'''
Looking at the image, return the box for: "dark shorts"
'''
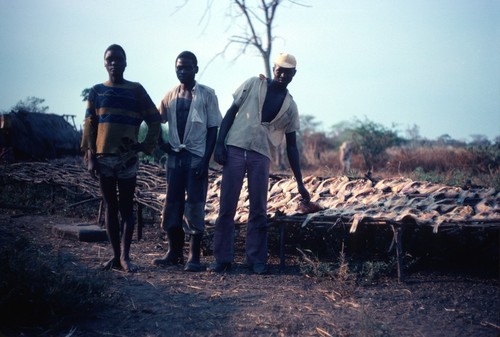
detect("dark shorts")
[97,154,138,179]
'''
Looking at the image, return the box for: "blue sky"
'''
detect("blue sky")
[1,0,499,141]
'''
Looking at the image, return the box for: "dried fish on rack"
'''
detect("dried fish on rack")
[1,160,499,235]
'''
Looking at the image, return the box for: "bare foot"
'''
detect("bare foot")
[101,257,123,271]
[121,259,138,273]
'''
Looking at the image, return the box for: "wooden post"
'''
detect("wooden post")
[279,221,287,270]
[137,203,143,241]
[390,223,404,282]
[97,200,104,227]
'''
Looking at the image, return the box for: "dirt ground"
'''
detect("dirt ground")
[0,207,499,337]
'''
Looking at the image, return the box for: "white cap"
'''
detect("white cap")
[274,53,297,68]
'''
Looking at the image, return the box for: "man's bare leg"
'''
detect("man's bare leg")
[119,177,138,273]
[100,176,123,271]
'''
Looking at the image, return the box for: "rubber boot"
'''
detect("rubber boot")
[152,227,185,266]
[184,234,204,272]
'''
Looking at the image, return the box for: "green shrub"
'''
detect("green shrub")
[351,118,405,171]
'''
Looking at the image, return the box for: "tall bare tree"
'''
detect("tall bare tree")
[229,0,279,77]
[230,1,309,77]
[187,0,308,78]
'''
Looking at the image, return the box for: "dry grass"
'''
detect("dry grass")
[386,146,499,189]
[296,240,397,299]
[298,145,499,189]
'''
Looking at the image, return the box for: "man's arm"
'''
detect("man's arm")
[213,103,239,165]
[137,85,162,154]
[285,131,311,202]
[195,126,218,179]
[81,94,99,179]
[158,126,173,154]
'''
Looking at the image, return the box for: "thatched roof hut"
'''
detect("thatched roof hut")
[0,111,81,161]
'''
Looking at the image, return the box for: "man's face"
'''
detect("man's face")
[175,57,198,85]
[104,49,126,78]
[273,66,296,88]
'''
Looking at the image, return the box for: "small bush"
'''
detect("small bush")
[297,242,397,290]
[351,118,405,171]
[356,259,397,285]
[297,248,338,279]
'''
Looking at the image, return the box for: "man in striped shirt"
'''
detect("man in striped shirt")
[81,44,161,272]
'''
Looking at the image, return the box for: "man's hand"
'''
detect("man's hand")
[214,144,227,166]
[86,150,99,179]
[297,183,311,203]
[160,142,173,154]
[194,161,208,179]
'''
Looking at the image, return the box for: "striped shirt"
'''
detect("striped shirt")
[81,80,161,155]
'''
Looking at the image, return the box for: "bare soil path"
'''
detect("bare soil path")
[0,210,498,337]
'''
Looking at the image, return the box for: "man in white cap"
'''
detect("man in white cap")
[209,53,311,274]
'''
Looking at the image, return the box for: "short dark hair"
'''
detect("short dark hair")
[176,51,197,67]
[104,44,126,59]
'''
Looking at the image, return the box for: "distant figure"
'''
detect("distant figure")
[81,44,161,272]
[339,141,352,174]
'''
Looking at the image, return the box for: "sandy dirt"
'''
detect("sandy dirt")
[0,209,498,337]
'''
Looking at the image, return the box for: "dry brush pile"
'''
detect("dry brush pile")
[1,159,499,257]
[2,159,499,229]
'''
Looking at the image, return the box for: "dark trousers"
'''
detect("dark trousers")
[213,146,270,265]
[162,150,207,235]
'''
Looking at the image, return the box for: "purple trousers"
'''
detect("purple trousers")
[213,146,270,265]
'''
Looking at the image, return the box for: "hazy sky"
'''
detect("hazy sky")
[1,0,499,141]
